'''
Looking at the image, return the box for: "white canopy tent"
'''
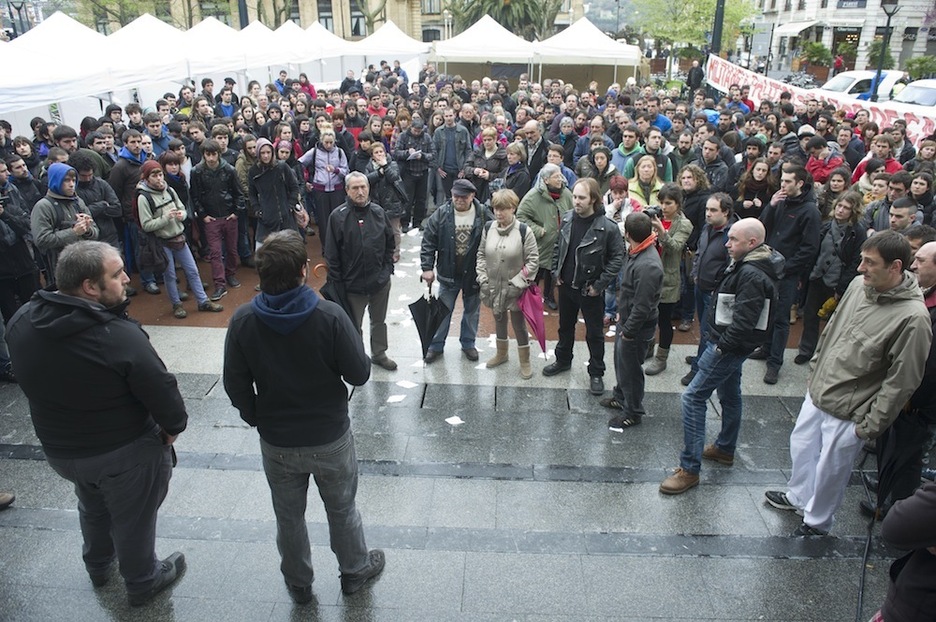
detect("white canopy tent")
[431,15,534,67]
[533,18,643,84]
[108,14,190,84]
[351,20,429,58]
[182,17,246,76]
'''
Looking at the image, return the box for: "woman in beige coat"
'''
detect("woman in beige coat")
[476,189,540,379]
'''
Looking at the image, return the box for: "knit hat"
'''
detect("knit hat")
[140,160,162,180]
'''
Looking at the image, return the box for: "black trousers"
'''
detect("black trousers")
[402,172,428,228]
[0,272,38,324]
[555,283,606,377]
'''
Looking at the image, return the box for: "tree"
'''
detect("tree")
[76,0,147,29]
[357,0,390,34]
[629,0,756,49]
[448,0,563,41]
[905,56,936,80]
[254,0,291,29]
[867,39,895,71]
[802,42,832,66]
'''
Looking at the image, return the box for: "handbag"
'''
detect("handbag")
[139,233,169,274]
[161,234,186,251]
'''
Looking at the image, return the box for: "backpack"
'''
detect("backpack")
[484,219,528,242]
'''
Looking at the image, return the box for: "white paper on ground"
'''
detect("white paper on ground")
[445,416,465,426]
[394,270,408,278]
[386,395,406,403]
[396,380,418,389]
[397,294,413,302]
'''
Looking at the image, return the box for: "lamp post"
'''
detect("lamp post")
[871,0,899,103]
[442,9,451,40]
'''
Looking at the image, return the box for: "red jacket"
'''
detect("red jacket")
[852,156,901,184]
[806,152,845,184]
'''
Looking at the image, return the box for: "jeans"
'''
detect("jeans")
[260,429,370,587]
[430,277,480,352]
[765,274,799,369]
[690,287,714,373]
[612,335,651,419]
[555,283,606,377]
[680,343,746,474]
[677,261,696,321]
[204,217,239,288]
[46,426,172,593]
[237,211,252,259]
[162,243,209,305]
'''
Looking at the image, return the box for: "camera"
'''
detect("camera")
[643,205,662,219]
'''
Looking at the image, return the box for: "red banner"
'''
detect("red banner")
[705,55,936,146]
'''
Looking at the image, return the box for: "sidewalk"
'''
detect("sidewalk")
[0,229,893,621]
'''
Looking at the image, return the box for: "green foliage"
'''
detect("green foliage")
[835,41,857,61]
[867,40,895,71]
[677,47,705,60]
[802,42,832,66]
[630,0,756,48]
[448,0,563,41]
[905,55,936,80]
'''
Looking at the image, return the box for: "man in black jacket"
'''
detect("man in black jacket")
[223,230,385,602]
[325,172,397,371]
[544,178,624,395]
[661,219,782,494]
[752,164,821,384]
[601,212,662,430]
[0,161,38,323]
[7,241,187,606]
[393,118,435,231]
[190,139,245,301]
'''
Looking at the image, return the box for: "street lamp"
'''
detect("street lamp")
[442,9,452,40]
[871,0,899,103]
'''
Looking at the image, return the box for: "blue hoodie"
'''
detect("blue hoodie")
[46,162,77,200]
[117,145,145,165]
[250,285,319,335]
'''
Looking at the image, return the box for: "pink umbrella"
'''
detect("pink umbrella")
[517,282,547,354]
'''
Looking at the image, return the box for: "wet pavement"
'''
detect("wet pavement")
[0,228,895,621]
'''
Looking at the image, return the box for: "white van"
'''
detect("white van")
[818,70,909,102]
[892,79,936,108]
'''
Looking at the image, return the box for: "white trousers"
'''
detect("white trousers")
[786,392,864,533]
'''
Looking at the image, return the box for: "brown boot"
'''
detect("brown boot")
[486,338,509,368]
[644,347,669,376]
[517,344,532,379]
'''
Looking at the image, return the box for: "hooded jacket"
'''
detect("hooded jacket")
[611,143,643,173]
[809,273,931,440]
[248,138,301,238]
[0,183,38,279]
[223,285,370,447]
[880,482,936,622]
[707,243,783,356]
[658,211,693,303]
[364,159,406,220]
[137,179,186,240]
[758,185,821,278]
[31,163,99,280]
[517,180,573,272]
[75,175,121,248]
[7,290,187,459]
[107,144,146,220]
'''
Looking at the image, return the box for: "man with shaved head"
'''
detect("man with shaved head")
[661,218,783,494]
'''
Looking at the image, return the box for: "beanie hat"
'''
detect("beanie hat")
[140,160,162,180]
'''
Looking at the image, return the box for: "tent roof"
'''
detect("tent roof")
[535,18,641,66]
[304,21,356,59]
[107,14,189,84]
[352,20,429,57]
[432,15,534,63]
[11,12,106,52]
[183,17,246,74]
[239,21,282,67]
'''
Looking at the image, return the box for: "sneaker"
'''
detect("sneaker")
[128,552,185,606]
[793,353,810,365]
[599,396,625,410]
[763,367,779,385]
[0,492,14,510]
[340,549,385,595]
[677,320,692,332]
[143,282,161,295]
[254,284,262,292]
[226,276,242,288]
[172,303,187,319]
[198,301,224,312]
[659,468,700,495]
[748,346,768,360]
[680,370,696,386]
[685,355,697,365]
[792,522,828,537]
[764,490,803,515]
[286,582,313,604]
[702,444,734,466]
[922,467,936,482]
[589,376,604,396]
[544,299,558,311]
[372,355,398,371]
[542,361,572,376]
[210,286,227,301]
[608,414,641,432]
[178,291,189,301]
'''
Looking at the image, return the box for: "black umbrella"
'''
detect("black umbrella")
[408,292,452,358]
[313,262,354,319]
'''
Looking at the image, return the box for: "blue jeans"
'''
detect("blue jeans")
[162,244,209,305]
[260,429,370,587]
[430,277,480,353]
[679,343,746,474]
[690,287,714,373]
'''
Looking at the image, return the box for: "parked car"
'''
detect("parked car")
[818,70,909,101]
[892,79,936,108]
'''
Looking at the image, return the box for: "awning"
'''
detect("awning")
[774,20,818,37]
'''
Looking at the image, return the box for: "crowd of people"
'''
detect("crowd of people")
[1,59,935,616]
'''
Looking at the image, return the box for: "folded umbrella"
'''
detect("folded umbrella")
[408,289,452,358]
[517,281,547,354]
[313,262,354,319]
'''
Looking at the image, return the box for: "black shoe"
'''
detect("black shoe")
[372,355,398,371]
[542,361,572,376]
[764,490,802,514]
[792,522,828,537]
[89,562,113,588]
[859,499,888,520]
[286,582,314,604]
[685,355,696,365]
[125,286,138,297]
[0,364,17,384]
[589,376,604,395]
[143,282,161,295]
[544,299,558,311]
[680,370,696,386]
[748,346,768,360]
[241,255,256,268]
[210,286,227,301]
[922,467,936,482]
[608,414,641,432]
[340,549,385,595]
[128,552,185,606]
[462,347,479,361]
[226,276,242,288]
[599,396,625,410]
[763,367,779,385]
[794,353,811,365]
[424,350,443,364]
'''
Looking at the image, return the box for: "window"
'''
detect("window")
[201,0,232,25]
[784,0,792,10]
[820,0,828,7]
[797,0,806,8]
[290,0,301,22]
[770,0,777,9]
[423,28,441,42]
[350,0,367,37]
[421,0,441,14]
[318,0,334,32]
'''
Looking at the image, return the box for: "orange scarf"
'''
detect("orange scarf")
[629,231,658,255]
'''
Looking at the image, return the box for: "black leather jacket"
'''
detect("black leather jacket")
[551,210,623,292]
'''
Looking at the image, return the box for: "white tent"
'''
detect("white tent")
[431,15,534,64]
[183,17,246,75]
[534,17,642,82]
[304,21,357,60]
[107,14,190,85]
[352,20,429,57]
